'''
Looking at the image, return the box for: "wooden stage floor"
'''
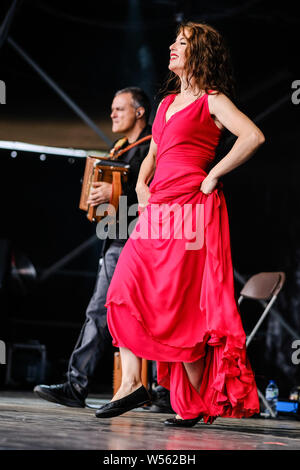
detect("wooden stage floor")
[0,391,300,451]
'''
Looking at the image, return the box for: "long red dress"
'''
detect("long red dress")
[105,92,260,422]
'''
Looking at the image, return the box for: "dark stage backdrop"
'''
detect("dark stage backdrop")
[0,0,299,396]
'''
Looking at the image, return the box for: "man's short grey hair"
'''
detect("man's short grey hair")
[114,86,151,123]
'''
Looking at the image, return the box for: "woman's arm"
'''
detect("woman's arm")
[135,98,164,206]
[135,138,157,206]
[136,137,157,187]
[200,93,265,194]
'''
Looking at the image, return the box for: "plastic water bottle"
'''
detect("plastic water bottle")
[264,380,279,417]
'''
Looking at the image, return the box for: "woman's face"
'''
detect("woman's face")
[168,29,189,75]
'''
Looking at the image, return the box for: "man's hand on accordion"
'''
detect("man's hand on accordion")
[87,182,113,207]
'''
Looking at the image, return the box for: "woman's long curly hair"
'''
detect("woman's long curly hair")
[159,21,236,101]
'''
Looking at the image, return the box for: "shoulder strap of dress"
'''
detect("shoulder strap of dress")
[161,94,175,106]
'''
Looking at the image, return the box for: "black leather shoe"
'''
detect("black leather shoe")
[33,382,86,408]
[145,403,174,413]
[164,415,203,427]
[95,385,151,418]
[143,385,173,413]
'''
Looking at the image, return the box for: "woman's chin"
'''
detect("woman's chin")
[168,62,174,70]
[168,63,181,75]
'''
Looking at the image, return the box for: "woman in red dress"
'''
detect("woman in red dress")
[96,21,265,426]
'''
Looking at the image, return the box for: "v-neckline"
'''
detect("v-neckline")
[164,93,206,125]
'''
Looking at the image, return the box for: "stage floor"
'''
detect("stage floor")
[0,391,300,451]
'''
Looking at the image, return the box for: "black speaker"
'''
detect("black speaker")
[0,239,11,289]
[5,340,47,387]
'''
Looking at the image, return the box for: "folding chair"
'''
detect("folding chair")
[238,271,286,417]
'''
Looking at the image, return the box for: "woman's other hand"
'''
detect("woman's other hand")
[199,175,219,195]
[136,182,151,207]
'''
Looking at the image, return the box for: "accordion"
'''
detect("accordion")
[79,134,151,223]
[79,155,130,223]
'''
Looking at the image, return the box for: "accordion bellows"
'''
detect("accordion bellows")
[79,155,130,223]
[79,135,151,223]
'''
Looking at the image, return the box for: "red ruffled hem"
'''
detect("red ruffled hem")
[106,299,260,421]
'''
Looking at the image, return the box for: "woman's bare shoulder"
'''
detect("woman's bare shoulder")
[207,90,230,100]
[207,91,235,113]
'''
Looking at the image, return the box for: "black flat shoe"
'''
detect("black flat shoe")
[164,415,203,427]
[95,385,151,418]
[33,383,86,408]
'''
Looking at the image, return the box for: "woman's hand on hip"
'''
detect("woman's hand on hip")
[200,175,219,195]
